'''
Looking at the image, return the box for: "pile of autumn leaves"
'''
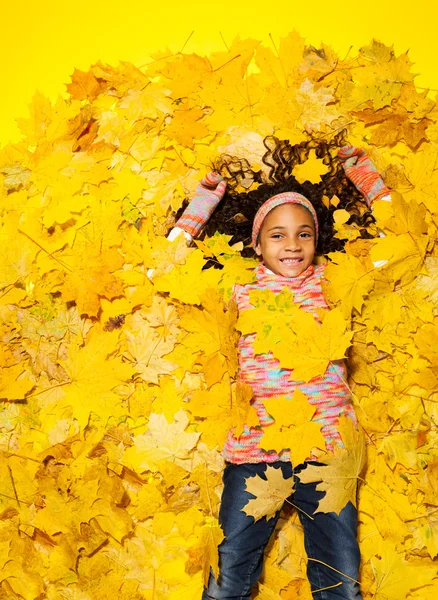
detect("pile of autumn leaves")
[0,32,437,599]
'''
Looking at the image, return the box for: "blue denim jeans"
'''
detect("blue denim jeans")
[202,461,362,600]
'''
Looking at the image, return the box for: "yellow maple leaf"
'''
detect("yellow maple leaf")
[15,91,74,146]
[333,208,350,224]
[195,231,243,259]
[416,257,438,308]
[370,232,428,287]
[166,102,210,149]
[237,287,297,356]
[295,416,366,514]
[57,329,135,427]
[124,324,177,384]
[145,295,180,340]
[242,465,295,522]
[167,572,205,600]
[232,380,259,439]
[372,191,428,236]
[129,409,200,472]
[197,519,225,586]
[323,253,375,316]
[255,30,305,88]
[119,84,172,121]
[180,288,239,382]
[154,249,222,305]
[0,456,38,513]
[238,289,352,382]
[66,67,106,100]
[0,364,34,400]
[296,80,339,132]
[292,150,329,184]
[378,431,419,470]
[61,246,125,317]
[150,376,186,423]
[274,307,353,383]
[409,518,438,560]
[259,390,326,464]
[353,40,415,110]
[370,542,436,599]
[0,215,35,290]
[188,380,258,447]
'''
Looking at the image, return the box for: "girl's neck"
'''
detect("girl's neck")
[257,261,315,282]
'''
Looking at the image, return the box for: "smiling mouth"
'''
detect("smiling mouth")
[280,258,303,264]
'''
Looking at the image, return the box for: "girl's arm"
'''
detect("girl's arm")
[338,145,390,267]
[338,145,391,206]
[147,172,227,279]
[170,172,227,240]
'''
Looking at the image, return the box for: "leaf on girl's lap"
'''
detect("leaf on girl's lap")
[242,465,295,522]
[295,416,366,515]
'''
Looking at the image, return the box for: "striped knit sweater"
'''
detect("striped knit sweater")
[222,261,358,464]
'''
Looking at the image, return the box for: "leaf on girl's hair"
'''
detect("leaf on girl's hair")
[333,208,350,224]
[292,150,329,184]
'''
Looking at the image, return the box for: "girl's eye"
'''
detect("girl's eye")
[271,234,283,239]
[300,232,312,239]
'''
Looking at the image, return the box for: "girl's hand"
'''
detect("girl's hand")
[338,145,390,207]
[174,172,227,238]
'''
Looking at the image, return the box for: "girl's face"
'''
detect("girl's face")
[255,203,316,277]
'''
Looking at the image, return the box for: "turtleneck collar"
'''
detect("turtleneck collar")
[255,262,315,285]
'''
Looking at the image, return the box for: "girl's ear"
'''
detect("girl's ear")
[255,242,262,256]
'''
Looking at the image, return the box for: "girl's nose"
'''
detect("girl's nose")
[284,238,300,251]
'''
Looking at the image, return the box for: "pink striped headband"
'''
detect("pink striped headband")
[251,192,319,248]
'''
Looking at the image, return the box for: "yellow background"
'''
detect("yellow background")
[1,0,436,146]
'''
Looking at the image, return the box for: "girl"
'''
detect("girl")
[168,136,390,600]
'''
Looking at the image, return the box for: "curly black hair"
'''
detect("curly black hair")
[199,132,375,256]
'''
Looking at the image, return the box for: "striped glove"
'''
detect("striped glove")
[338,145,390,207]
[174,172,227,238]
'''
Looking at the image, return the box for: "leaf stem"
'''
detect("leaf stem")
[212,54,242,74]
[0,491,43,509]
[284,497,314,521]
[4,452,41,463]
[204,462,214,518]
[103,552,129,570]
[179,31,194,55]
[268,33,288,88]
[405,506,438,522]
[307,557,360,584]
[18,228,72,272]
[312,581,343,593]
[219,32,229,52]
[7,465,20,509]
